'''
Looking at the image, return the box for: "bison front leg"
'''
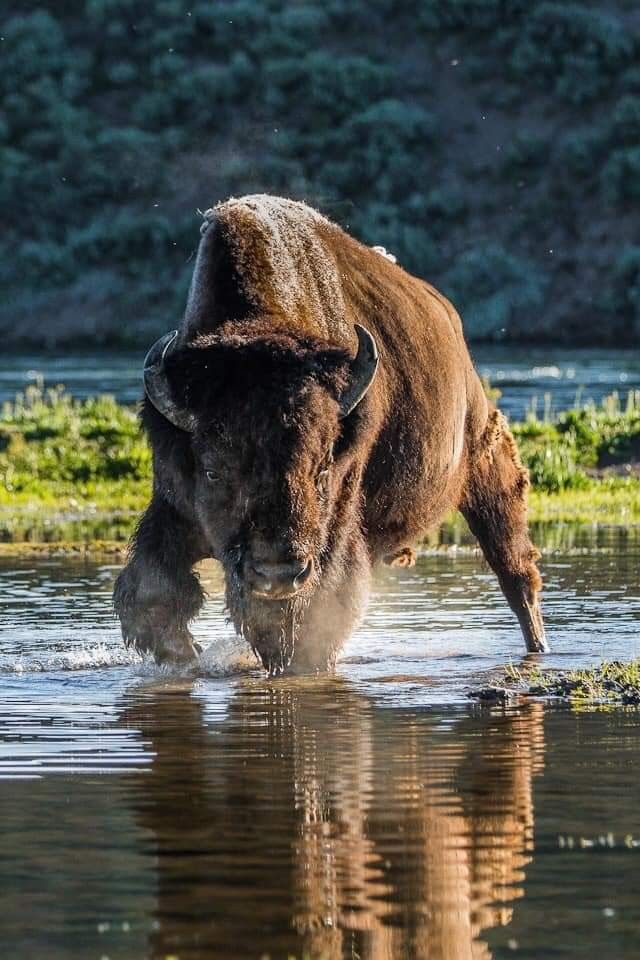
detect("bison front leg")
[114,497,207,664]
[461,411,548,654]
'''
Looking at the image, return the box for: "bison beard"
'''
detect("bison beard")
[224,544,308,676]
[114,194,547,671]
[228,587,306,677]
[223,536,371,675]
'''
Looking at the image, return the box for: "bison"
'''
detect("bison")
[114,194,547,674]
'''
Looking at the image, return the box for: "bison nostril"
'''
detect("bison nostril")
[293,556,314,589]
[249,556,314,597]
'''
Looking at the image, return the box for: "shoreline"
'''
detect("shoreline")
[2,521,638,559]
[2,484,639,556]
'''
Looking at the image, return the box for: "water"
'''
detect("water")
[1,535,639,958]
[471,345,640,419]
[2,346,639,420]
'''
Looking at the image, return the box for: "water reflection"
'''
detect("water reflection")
[1,539,639,958]
[120,681,544,960]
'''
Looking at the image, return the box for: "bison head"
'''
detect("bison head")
[142,325,378,673]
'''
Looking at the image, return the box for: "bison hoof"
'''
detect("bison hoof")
[124,624,202,665]
[155,633,202,665]
[384,546,416,568]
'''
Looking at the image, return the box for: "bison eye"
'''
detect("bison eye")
[205,470,220,483]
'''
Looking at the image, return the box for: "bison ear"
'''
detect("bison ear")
[338,324,379,418]
[143,330,197,432]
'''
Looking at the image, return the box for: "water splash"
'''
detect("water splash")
[0,643,141,674]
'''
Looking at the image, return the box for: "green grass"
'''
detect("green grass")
[1,384,639,544]
[0,383,150,542]
[529,482,640,525]
[516,389,640,525]
[513,389,640,491]
[498,660,640,706]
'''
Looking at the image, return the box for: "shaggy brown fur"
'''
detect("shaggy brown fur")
[114,194,546,672]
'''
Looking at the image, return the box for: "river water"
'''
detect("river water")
[2,346,639,420]
[1,533,639,958]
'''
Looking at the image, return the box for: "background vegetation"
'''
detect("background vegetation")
[3,1,640,347]
[1,384,638,542]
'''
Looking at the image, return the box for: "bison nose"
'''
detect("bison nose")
[249,556,314,599]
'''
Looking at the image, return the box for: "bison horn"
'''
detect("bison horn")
[338,324,379,418]
[143,330,197,432]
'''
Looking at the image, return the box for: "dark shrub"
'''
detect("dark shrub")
[443,246,549,339]
[506,4,633,103]
[602,247,640,339]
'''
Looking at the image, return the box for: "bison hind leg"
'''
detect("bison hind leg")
[383,546,417,568]
[461,411,548,653]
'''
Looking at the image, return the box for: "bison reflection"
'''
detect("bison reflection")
[121,684,544,960]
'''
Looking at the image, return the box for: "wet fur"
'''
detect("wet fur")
[114,195,546,670]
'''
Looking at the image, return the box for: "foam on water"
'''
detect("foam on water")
[0,642,142,674]
[197,633,257,676]
[0,638,257,679]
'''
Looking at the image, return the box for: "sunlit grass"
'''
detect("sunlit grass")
[501,660,640,706]
[513,388,640,492]
[528,480,640,524]
[0,382,150,541]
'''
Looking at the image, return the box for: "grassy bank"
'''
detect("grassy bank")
[471,660,640,707]
[514,390,640,525]
[1,385,639,546]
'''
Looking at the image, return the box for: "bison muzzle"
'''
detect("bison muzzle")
[114,194,547,674]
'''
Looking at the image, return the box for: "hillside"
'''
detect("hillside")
[3,0,640,347]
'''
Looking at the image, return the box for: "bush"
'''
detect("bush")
[522,443,590,492]
[351,202,441,276]
[559,127,607,177]
[443,246,549,339]
[609,94,640,145]
[602,147,640,204]
[506,4,633,103]
[312,100,435,197]
[2,0,640,346]
[264,52,392,120]
[502,132,549,178]
[602,247,640,339]
[417,0,529,31]
[513,392,640,491]
[422,186,468,222]
[1,11,69,85]
[0,386,150,490]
